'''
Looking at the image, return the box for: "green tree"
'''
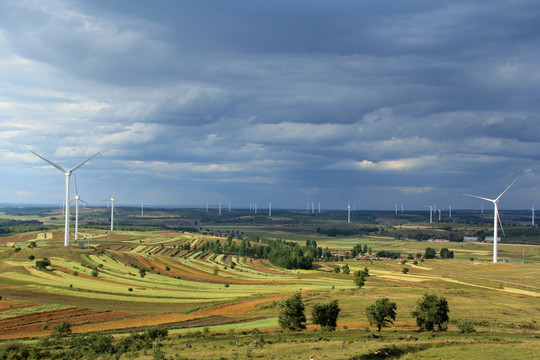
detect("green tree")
[277,293,306,330]
[51,321,72,337]
[139,268,146,278]
[411,293,450,331]
[342,264,350,275]
[353,269,366,289]
[365,298,397,332]
[311,300,340,330]
[424,247,436,259]
[440,248,454,259]
[35,258,51,270]
[91,269,99,277]
[333,265,340,273]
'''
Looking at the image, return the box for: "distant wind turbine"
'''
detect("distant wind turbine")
[531,205,535,226]
[71,174,89,242]
[347,202,351,223]
[463,177,518,263]
[269,202,272,217]
[32,150,100,246]
[449,205,452,219]
[426,205,433,223]
[103,190,117,231]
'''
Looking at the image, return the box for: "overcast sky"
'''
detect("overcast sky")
[1,0,539,211]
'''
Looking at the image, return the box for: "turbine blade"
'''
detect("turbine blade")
[70,152,101,172]
[31,151,66,173]
[463,194,495,203]
[74,173,79,195]
[495,176,519,201]
[497,210,506,237]
[79,198,91,206]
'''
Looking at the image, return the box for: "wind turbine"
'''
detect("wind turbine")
[71,174,90,242]
[269,202,272,217]
[104,190,117,231]
[463,177,518,263]
[31,150,100,246]
[449,205,452,219]
[531,205,535,226]
[426,205,433,223]
[347,202,351,223]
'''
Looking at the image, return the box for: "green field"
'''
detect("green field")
[0,208,538,359]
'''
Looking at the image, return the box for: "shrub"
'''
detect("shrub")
[457,319,476,334]
[91,269,98,277]
[402,267,409,274]
[51,321,72,337]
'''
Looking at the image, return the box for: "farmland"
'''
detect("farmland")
[0,207,539,359]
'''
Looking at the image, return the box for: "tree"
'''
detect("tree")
[424,247,436,259]
[440,248,454,259]
[353,269,366,289]
[365,298,397,332]
[411,293,450,331]
[35,258,51,270]
[51,321,72,336]
[342,264,350,275]
[277,293,306,330]
[333,265,340,273]
[311,300,340,330]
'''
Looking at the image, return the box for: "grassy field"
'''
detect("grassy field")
[0,218,539,358]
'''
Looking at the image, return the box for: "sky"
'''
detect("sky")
[1,0,540,211]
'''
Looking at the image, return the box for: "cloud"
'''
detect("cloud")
[355,156,438,172]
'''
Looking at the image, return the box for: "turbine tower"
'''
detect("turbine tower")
[463,177,518,263]
[269,202,272,217]
[31,151,100,246]
[531,205,535,226]
[347,202,351,223]
[426,205,433,223]
[449,205,452,219]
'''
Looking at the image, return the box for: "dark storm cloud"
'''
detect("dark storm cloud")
[1,0,539,208]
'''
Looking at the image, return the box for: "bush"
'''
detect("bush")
[51,321,72,337]
[91,269,98,277]
[402,267,409,274]
[457,319,476,334]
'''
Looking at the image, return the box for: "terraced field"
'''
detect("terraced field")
[0,227,538,353]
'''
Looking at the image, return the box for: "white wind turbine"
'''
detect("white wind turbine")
[104,190,117,231]
[347,202,351,223]
[32,151,100,246]
[463,177,518,263]
[531,205,535,226]
[426,205,433,223]
[71,174,90,242]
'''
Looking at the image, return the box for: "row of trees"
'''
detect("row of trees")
[278,293,450,333]
[424,247,455,259]
[200,238,317,269]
